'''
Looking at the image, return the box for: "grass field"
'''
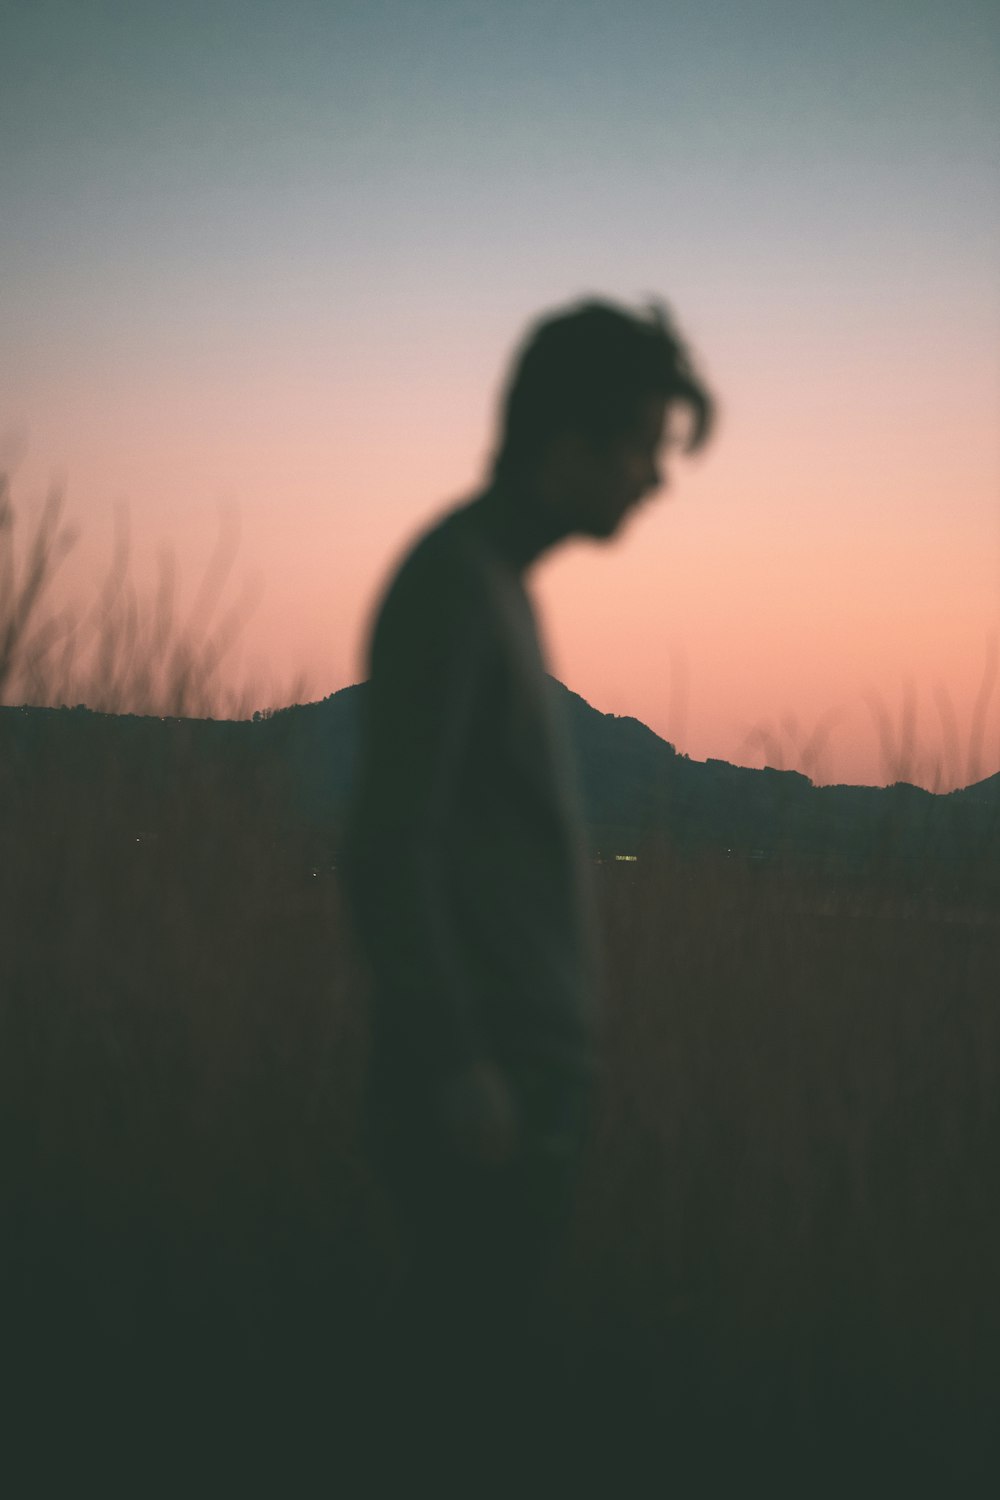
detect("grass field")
[2,482,998,1490]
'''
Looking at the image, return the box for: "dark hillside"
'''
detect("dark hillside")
[5,679,996,903]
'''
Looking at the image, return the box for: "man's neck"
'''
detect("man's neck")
[468,476,572,573]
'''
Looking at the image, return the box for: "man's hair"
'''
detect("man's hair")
[490,295,714,483]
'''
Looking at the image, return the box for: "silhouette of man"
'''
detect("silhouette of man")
[341,296,713,1473]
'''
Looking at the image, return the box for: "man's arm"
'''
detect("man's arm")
[345,548,495,1082]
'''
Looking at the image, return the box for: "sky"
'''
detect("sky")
[3,0,998,789]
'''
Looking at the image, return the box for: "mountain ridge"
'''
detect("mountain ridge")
[2,679,997,892]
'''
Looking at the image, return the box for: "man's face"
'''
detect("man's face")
[567,395,670,540]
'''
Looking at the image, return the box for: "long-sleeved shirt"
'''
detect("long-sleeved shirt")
[341,485,602,1090]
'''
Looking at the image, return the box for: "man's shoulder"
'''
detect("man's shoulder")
[400,497,486,572]
[379,499,491,614]
[368,498,495,659]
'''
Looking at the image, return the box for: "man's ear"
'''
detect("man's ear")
[546,429,593,476]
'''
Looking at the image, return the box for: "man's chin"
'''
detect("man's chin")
[576,507,633,542]
[605,509,634,539]
[585,512,629,541]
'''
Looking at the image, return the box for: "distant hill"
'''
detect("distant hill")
[2,681,998,893]
[260,676,989,888]
[948,770,1000,803]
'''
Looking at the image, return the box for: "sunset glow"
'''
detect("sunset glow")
[3,0,998,789]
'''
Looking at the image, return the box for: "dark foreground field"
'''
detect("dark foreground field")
[2,744,997,1493]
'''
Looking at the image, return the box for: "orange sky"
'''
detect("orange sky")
[10,303,998,791]
[4,1,998,790]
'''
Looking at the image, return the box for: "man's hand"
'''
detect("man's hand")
[435,1059,521,1166]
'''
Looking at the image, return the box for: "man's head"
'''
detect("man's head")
[489,297,714,539]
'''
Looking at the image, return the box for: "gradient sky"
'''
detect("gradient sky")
[3,0,998,788]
